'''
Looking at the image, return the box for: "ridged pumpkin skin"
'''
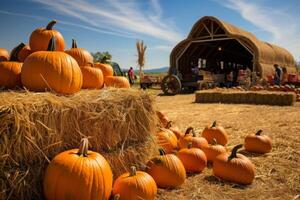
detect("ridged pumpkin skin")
[202,141,227,162]
[177,146,207,173]
[213,144,255,185]
[43,138,113,200]
[112,166,157,200]
[65,39,93,66]
[166,121,184,139]
[105,76,130,88]
[202,121,228,146]
[94,62,114,77]
[81,65,104,89]
[156,111,169,128]
[179,127,208,150]
[244,130,272,153]
[0,48,9,61]
[156,129,178,153]
[11,43,32,62]
[0,61,22,88]
[21,37,82,94]
[29,20,65,52]
[146,150,186,188]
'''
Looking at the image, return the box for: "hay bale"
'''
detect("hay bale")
[0,89,158,200]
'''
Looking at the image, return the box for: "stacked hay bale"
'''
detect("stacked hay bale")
[0,89,158,199]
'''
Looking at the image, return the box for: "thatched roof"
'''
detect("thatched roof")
[170,16,297,77]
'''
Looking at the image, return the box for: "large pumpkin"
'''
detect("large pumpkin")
[156,129,178,153]
[10,43,32,62]
[202,138,227,162]
[202,121,228,146]
[146,149,186,188]
[29,20,65,52]
[94,62,114,77]
[0,48,9,61]
[65,39,93,66]
[21,37,82,94]
[178,127,208,150]
[105,76,130,88]
[43,138,113,200]
[81,64,104,89]
[244,130,272,153]
[213,144,255,185]
[112,166,157,200]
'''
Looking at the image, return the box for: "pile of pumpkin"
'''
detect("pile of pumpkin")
[251,85,300,101]
[0,20,130,95]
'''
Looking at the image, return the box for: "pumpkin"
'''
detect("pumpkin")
[10,43,32,62]
[112,166,157,200]
[156,129,178,153]
[146,149,186,188]
[202,138,227,162]
[177,143,207,173]
[43,138,113,200]
[0,48,9,61]
[0,44,23,88]
[178,127,208,150]
[65,39,93,66]
[29,20,65,52]
[244,130,272,153]
[81,64,104,89]
[94,62,114,77]
[156,111,169,128]
[105,76,130,88]
[213,144,255,185]
[21,37,82,94]
[166,121,184,139]
[202,121,228,146]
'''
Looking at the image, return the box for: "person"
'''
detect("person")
[191,62,199,81]
[281,67,288,85]
[128,67,135,85]
[273,64,282,86]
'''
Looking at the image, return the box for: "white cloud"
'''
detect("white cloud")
[218,0,300,61]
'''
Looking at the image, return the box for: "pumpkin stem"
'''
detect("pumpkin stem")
[72,39,78,48]
[10,43,25,61]
[255,130,263,136]
[159,148,166,155]
[46,20,57,30]
[113,194,120,200]
[228,144,243,161]
[187,142,193,149]
[47,37,56,51]
[166,121,173,129]
[211,121,217,128]
[212,138,218,145]
[77,138,89,157]
[129,166,136,176]
[185,127,194,136]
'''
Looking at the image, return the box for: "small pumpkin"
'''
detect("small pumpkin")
[202,138,227,162]
[65,39,93,66]
[21,37,82,94]
[105,76,130,88]
[213,144,255,185]
[43,138,113,200]
[177,143,207,173]
[202,121,228,146]
[178,127,208,150]
[156,111,169,128]
[0,48,9,61]
[146,149,186,188]
[10,43,32,62]
[94,62,114,77]
[166,121,184,139]
[244,130,272,153]
[156,128,178,154]
[112,166,157,200]
[81,64,104,89]
[29,20,65,52]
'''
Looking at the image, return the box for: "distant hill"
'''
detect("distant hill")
[123,66,169,74]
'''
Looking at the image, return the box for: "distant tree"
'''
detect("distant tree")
[91,51,112,63]
[136,40,147,87]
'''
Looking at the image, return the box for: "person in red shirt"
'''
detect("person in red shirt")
[128,67,135,85]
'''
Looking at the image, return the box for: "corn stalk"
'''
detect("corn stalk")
[136,40,147,85]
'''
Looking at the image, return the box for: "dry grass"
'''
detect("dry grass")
[155,93,300,200]
[0,88,158,200]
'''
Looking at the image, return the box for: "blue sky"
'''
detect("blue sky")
[1,0,300,69]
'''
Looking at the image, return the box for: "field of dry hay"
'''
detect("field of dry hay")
[155,93,300,200]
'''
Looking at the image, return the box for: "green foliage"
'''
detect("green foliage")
[91,51,112,63]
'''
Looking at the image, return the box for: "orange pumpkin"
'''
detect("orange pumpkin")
[156,129,178,153]
[10,43,32,62]
[29,20,65,52]
[105,76,130,88]
[112,166,157,200]
[81,64,104,89]
[177,143,207,173]
[202,121,228,146]
[146,149,186,188]
[94,62,114,77]
[244,130,272,153]
[202,138,227,162]
[156,111,169,128]
[213,144,255,185]
[21,37,82,94]
[166,121,184,139]
[0,48,9,61]
[65,39,93,66]
[178,127,208,150]
[43,138,113,200]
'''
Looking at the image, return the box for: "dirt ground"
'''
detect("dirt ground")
[153,91,300,200]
